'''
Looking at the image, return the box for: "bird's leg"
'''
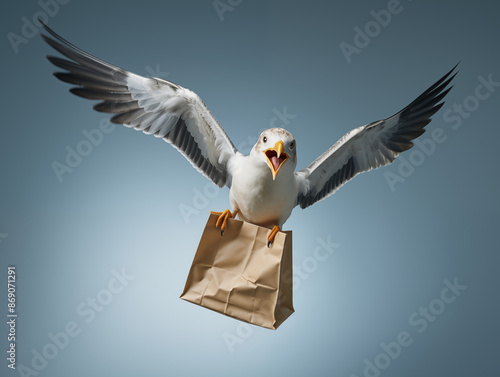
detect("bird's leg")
[210,209,236,236]
[267,225,281,248]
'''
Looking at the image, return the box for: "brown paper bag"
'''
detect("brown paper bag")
[180,213,294,330]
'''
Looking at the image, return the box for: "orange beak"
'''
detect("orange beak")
[264,140,288,180]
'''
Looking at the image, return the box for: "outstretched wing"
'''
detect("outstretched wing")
[295,64,458,209]
[41,23,238,188]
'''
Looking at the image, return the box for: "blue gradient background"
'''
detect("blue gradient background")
[1,1,499,376]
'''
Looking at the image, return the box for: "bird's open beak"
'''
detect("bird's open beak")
[264,140,288,180]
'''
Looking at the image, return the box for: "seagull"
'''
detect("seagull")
[40,23,457,246]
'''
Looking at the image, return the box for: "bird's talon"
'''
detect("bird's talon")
[267,225,280,247]
[211,209,233,237]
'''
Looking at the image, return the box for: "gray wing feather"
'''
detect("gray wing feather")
[296,64,458,209]
[41,23,238,188]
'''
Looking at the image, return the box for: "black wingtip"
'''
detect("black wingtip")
[445,61,461,77]
[38,17,54,35]
[40,33,51,44]
[441,62,460,87]
[38,19,52,43]
[429,63,460,95]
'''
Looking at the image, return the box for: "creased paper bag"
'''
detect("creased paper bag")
[180,213,294,330]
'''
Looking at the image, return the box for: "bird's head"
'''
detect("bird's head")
[251,128,297,180]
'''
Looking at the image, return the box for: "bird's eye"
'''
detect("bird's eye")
[290,141,295,149]
[263,136,267,143]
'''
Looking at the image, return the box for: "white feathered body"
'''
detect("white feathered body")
[228,153,299,228]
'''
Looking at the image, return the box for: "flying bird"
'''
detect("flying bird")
[40,23,457,246]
